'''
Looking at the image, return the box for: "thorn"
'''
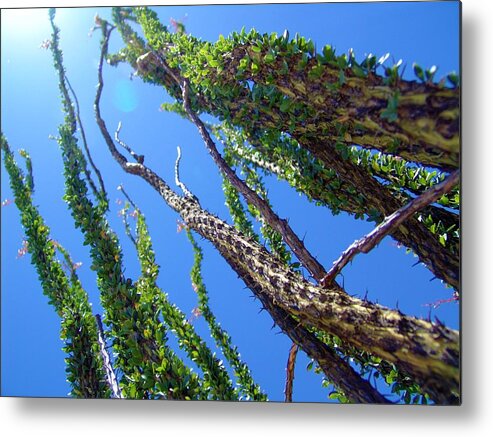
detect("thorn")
[434,315,444,326]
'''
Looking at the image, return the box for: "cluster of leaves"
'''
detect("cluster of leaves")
[211,121,368,217]
[1,136,109,398]
[186,229,268,401]
[119,194,264,400]
[113,6,458,170]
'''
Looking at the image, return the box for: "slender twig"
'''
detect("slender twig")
[321,170,460,287]
[95,314,123,399]
[65,75,107,202]
[117,185,138,247]
[118,184,139,212]
[284,343,299,402]
[94,22,131,172]
[122,211,137,248]
[50,11,106,202]
[174,146,197,200]
[115,121,145,164]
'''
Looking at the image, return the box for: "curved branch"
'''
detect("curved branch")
[66,76,107,201]
[321,170,460,286]
[174,146,198,200]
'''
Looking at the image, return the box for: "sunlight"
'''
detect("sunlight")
[113,79,139,113]
[1,8,52,44]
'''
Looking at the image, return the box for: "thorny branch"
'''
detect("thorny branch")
[118,184,139,212]
[151,51,328,283]
[117,184,138,247]
[321,170,460,287]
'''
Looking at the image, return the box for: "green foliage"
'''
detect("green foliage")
[1,135,109,398]
[210,121,459,262]
[121,199,243,400]
[212,122,367,217]
[186,230,268,401]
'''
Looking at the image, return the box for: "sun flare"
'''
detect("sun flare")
[1,8,52,43]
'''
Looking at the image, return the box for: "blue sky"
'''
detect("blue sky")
[1,2,459,401]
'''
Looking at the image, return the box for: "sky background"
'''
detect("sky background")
[1,1,459,402]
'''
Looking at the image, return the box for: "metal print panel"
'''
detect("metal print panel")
[1,1,460,404]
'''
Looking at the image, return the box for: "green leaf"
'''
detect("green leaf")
[425,65,438,82]
[413,63,425,82]
[279,97,292,113]
[338,70,346,85]
[447,72,459,87]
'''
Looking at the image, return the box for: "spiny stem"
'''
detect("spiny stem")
[321,170,460,287]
